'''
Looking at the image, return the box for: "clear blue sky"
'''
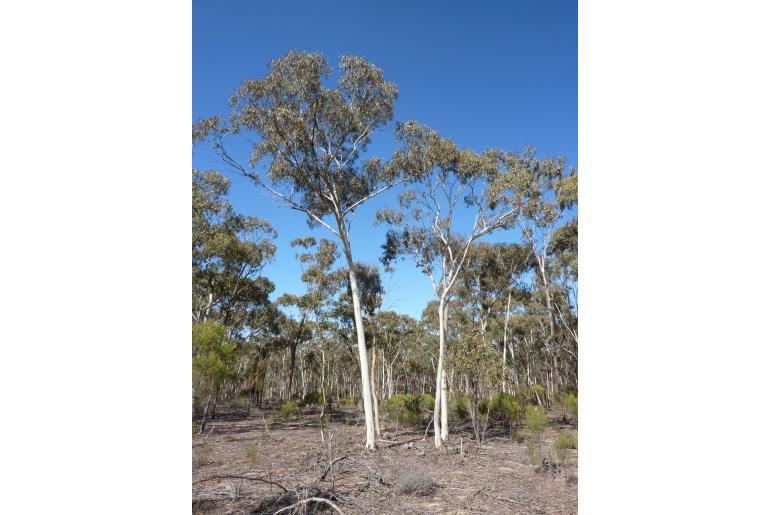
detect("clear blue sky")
[192,0,576,319]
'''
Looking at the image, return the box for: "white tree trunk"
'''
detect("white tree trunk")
[433,294,448,447]
[370,334,381,437]
[341,239,377,450]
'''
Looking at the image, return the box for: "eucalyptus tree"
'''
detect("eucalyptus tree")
[193,51,403,449]
[379,122,526,447]
[492,149,578,391]
[192,169,277,334]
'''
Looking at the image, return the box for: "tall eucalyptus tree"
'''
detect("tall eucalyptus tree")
[193,51,403,448]
[379,122,526,447]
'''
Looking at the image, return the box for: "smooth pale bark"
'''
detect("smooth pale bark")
[440,367,448,441]
[433,295,452,446]
[433,294,447,447]
[339,230,377,450]
[370,336,381,437]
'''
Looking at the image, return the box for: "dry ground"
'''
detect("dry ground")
[193,406,577,514]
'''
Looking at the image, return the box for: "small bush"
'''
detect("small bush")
[418,393,435,413]
[554,433,578,450]
[279,401,298,420]
[554,433,577,466]
[525,439,537,465]
[490,392,523,424]
[528,384,546,404]
[303,391,323,405]
[245,443,258,465]
[450,393,473,422]
[339,396,357,408]
[562,392,578,420]
[525,405,548,436]
[387,394,421,426]
[396,468,435,496]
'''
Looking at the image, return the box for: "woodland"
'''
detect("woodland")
[192,51,578,514]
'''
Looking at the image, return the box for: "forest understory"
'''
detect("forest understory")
[192,404,577,514]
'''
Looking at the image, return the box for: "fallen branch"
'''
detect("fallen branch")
[385,436,423,449]
[422,416,434,440]
[194,475,288,492]
[272,497,344,515]
[319,455,350,481]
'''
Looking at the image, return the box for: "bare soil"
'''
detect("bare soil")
[192,406,577,514]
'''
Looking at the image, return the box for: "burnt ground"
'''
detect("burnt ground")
[192,405,577,514]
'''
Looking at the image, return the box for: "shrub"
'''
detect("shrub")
[490,392,523,425]
[386,394,421,425]
[245,443,258,465]
[528,384,546,404]
[396,468,435,496]
[303,391,323,405]
[450,393,473,422]
[554,433,577,466]
[339,396,357,408]
[525,439,538,465]
[562,392,578,420]
[554,433,578,450]
[279,401,298,420]
[525,405,548,436]
[418,393,435,413]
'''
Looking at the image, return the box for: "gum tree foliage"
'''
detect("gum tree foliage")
[378,122,526,447]
[193,51,403,449]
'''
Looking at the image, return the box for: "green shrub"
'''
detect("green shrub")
[554,433,578,450]
[418,394,435,413]
[450,393,473,422]
[279,401,298,420]
[528,384,546,404]
[303,391,323,405]
[525,439,537,464]
[554,433,577,466]
[245,443,258,465]
[525,405,548,435]
[562,392,578,419]
[339,396,357,408]
[386,394,421,425]
[490,392,523,424]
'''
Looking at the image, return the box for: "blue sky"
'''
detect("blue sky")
[192,0,576,319]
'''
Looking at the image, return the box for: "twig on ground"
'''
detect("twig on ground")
[386,437,423,448]
[320,455,349,481]
[423,416,434,440]
[194,475,288,492]
[272,497,344,515]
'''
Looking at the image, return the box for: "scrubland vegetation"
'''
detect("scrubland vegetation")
[192,51,577,514]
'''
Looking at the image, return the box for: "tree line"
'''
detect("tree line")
[192,51,577,449]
